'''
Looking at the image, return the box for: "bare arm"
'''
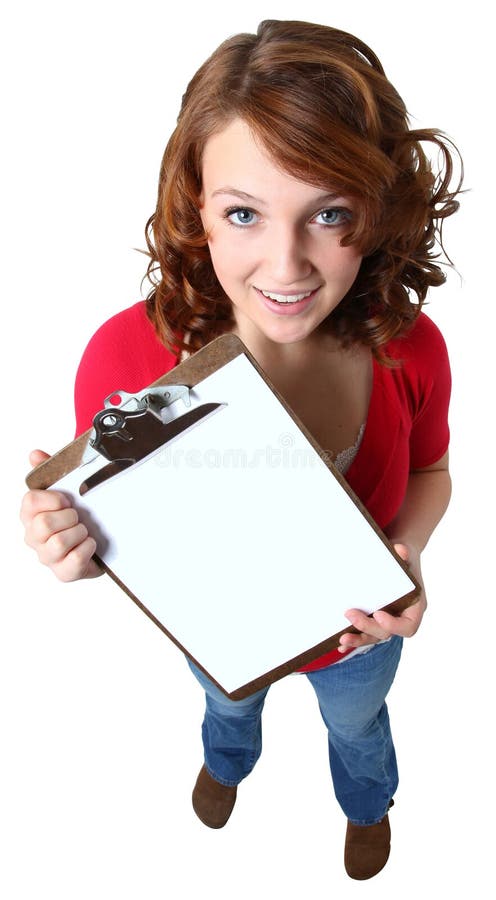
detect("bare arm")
[383,450,451,552]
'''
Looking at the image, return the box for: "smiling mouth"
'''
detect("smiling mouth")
[258,288,317,304]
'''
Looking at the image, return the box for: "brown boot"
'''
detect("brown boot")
[344,801,393,880]
[192,765,237,829]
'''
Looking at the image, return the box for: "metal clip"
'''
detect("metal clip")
[80,397,227,494]
[82,385,192,464]
[101,384,191,415]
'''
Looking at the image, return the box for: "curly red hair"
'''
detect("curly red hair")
[144,20,462,360]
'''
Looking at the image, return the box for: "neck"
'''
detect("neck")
[231,319,342,374]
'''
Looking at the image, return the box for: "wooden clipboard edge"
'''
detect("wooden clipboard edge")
[26,331,420,696]
[234,338,421,614]
[93,555,232,697]
[228,586,420,700]
[101,546,419,700]
[25,333,246,490]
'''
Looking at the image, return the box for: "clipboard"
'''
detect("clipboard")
[26,333,420,699]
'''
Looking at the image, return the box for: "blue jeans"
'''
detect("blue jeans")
[187,635,403,826]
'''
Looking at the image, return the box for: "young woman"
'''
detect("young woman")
[21,20,461,880]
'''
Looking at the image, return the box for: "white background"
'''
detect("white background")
[1,1,493,897]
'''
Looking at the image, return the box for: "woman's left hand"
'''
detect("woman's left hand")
[338,542,427,652]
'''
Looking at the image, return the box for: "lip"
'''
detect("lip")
[254,287,320,316]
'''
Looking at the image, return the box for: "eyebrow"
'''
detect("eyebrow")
[210,187,343,205]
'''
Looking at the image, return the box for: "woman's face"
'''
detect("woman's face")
[199,118,363,349]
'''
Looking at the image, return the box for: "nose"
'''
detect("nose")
[264,223,313,285]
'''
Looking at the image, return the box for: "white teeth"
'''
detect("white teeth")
[260,289,313,303]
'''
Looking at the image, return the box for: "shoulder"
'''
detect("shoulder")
[386,312,451,403]
[79,300,169,356]
[383,313,451,459]
[387,311,449,367]
[74,301,179,435]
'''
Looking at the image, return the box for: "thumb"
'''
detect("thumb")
[393,542,410,563]
[29,449,51,467]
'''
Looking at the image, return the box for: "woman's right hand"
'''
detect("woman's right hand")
[21,449,103,582]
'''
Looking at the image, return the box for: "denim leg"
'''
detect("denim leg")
[306,636,403,825]
[186,658,270,787]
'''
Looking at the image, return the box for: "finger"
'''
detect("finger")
[50,535,99,583]
[26,507,81,549]
[373,603,424,638]
[392,542,410,562]
[29,449,51,467]
[20,490,72,527]
[338,631,381,652]
[343,609,391,642]
[36,522,90,565]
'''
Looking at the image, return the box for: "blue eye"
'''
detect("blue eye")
[225,207,258,227]
[314,208,351,226]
